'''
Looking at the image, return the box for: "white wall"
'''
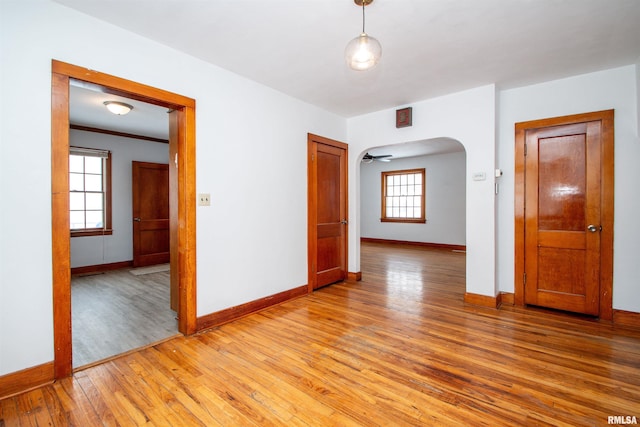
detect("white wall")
[69,130,169,268]
[636,60,640,136]
[0,1,345,376]
[497,65,640,312]
[360,152,466,245]
[348,85,497,300]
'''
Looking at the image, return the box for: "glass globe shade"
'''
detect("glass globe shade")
[104,101,133,115]
[345,33,382,71]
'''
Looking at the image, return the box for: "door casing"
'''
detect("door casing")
[514,110,614,320]
[51,60,197,378]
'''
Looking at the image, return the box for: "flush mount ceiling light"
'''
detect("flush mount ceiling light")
[345,0,382,71]
[103,101,133,115]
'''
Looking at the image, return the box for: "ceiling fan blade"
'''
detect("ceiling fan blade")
[362,152,392,162]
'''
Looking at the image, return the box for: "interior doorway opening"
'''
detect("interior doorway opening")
[357,137,467,289]
[68,88,176,367]
[51,60,197,378]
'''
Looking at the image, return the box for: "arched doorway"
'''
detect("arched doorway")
[357,137,467,288]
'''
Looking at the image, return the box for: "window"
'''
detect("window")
[381,168,426,223]
[69,147,112,237]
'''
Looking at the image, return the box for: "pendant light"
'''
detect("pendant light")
[345,0,382,71]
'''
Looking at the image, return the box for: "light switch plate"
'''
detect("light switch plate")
[472,172,486,181]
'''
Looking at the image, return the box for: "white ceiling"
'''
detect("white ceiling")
[70,82,170,141]
[58,0,640,157]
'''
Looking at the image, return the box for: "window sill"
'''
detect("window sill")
[71,229,113,238]
[380,218,426,224]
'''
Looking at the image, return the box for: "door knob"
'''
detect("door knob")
[341,219,348,225]
[587,224,599,233]
[133,217,142,222]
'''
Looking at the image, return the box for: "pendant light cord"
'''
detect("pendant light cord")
[362,2,366,33]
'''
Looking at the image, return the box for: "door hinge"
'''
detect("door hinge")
[311,154,315,161]
[523,272,526,285]
[524,143,527,156]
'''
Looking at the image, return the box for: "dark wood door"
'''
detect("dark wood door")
[308,134,348,290]
[132,161,170,267]
[523,121,604,315]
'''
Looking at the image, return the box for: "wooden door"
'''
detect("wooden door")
[515,110,614,317]
[132,161,170,267]
[308,134,348,290]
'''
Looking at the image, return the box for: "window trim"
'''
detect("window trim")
[380,168,426,224]
[69,147,113,237]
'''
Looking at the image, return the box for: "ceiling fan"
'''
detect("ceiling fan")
[362,152,392,163]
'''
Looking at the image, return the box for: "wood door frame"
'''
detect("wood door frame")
[307,133,349,292]
[514,110,614,320]
[51,60,197,378]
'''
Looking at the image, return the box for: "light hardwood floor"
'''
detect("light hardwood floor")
[1,242,639,425]
[72,267,178,367]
